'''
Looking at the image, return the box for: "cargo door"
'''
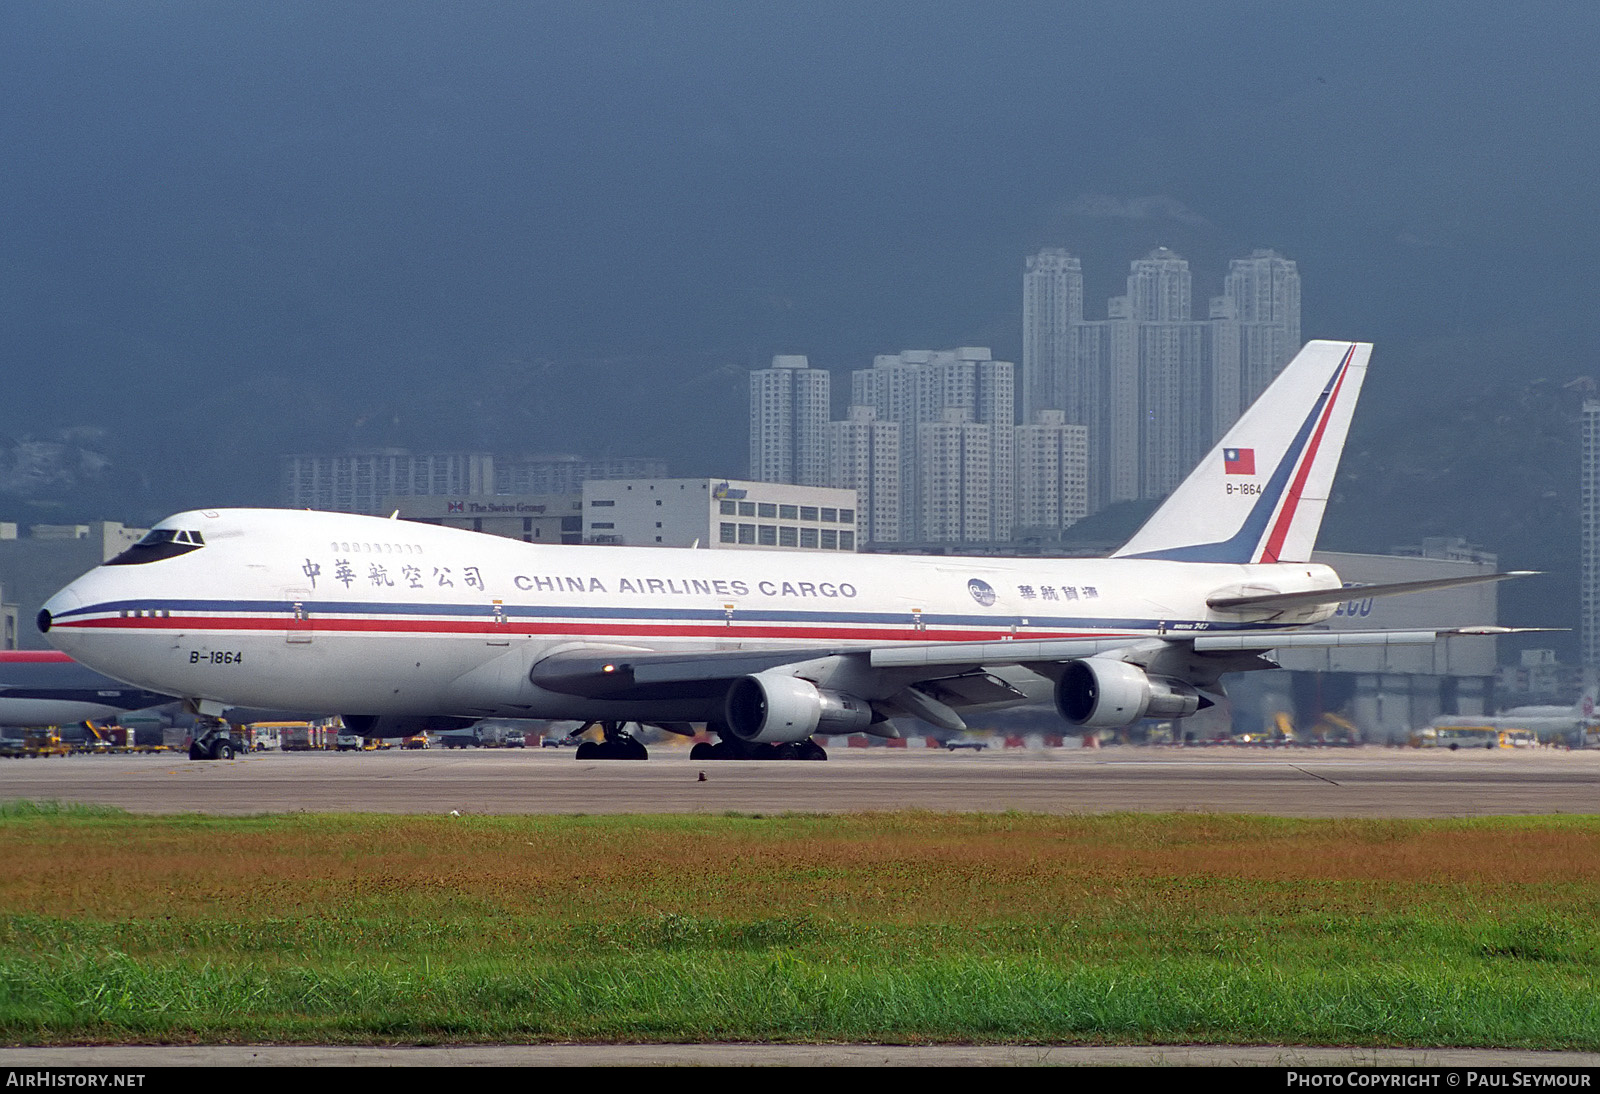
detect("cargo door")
[283,587,314,644]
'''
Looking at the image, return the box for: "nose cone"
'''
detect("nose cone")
[38,584,84,651]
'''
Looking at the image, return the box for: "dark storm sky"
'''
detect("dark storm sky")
[4,1,1599,516]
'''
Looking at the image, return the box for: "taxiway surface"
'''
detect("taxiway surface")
[3,745,1596,817]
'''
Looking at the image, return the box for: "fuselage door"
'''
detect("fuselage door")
[283,587,314,644]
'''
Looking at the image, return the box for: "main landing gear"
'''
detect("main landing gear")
[566,721,828,760]
[689,723,827,761]
[572,721,649,760]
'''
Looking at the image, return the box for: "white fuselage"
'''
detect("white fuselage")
[42,509,1341,721]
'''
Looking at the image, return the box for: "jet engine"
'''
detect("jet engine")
[1054,658,1201,728]
[722,673,874,744]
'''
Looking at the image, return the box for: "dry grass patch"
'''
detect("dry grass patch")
[1,809,1596,1045]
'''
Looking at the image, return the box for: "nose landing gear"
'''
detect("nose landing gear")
[187,719,242,761]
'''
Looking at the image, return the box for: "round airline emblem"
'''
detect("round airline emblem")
[967,578,996,606]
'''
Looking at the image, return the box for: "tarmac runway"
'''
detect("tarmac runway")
[3,743,1597,817]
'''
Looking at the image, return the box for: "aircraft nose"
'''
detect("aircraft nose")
[37,585,83,640]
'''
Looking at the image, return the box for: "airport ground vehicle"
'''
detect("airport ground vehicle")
[0,729,71,758]
[1410,726,1536,750]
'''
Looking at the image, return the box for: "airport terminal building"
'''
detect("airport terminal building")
[582,478,860,552]
[388,478,862,553]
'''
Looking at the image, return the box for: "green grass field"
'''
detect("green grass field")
[1,802,1596,1047]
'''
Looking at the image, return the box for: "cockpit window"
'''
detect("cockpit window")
[105,528,206,566]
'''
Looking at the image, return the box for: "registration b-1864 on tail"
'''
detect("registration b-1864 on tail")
[39,341,1530,760]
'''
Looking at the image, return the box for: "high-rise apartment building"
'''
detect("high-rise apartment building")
[1123,249,1213,499]
[1014,410,1089,533]
[1211,249,1301,435]
[749,355,831,487]
[827,406,901,545]
[918,408,997,543]
[1023,246,1301,513]
[1021,248,1083,422]
[850,348,1015,542]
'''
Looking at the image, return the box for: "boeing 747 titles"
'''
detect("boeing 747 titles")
[39,341,1534,760]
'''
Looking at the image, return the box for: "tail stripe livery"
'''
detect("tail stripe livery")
[1113,341,1368,565]
[1257,343,1357,563]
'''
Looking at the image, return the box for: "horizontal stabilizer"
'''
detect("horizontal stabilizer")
[1207,571,1538,613]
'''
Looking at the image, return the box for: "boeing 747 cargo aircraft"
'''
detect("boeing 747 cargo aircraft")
[38,341,1530,760]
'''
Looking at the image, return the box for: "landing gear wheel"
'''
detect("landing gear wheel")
[188,742,204,761]
[703,736,769,760]
[703,731,827,760]
[211,738,236,761]
[690,741,715,760]
[795,738,828,761]
[573,722,649,760]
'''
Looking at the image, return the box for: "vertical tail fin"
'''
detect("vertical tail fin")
[1113,340,1370,563]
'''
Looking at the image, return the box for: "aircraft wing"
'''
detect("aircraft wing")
[529,645,862,697]
[525,628,1544,735]
[528,626,1543,701]
[530,636,1152,696]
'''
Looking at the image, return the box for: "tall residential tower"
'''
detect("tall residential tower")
[1211,249,1301,435]
[1023,246,1302,513]
[749,355,831,487]
[1021,248,1083,422]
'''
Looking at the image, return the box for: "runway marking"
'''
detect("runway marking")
[1288,763,1341,785]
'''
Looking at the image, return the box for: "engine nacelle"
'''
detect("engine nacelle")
[342,714,478,738]
[723,673,874,744]
[1054,659,1201,728]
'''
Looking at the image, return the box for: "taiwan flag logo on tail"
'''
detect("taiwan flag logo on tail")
[1224,448,1255,476]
